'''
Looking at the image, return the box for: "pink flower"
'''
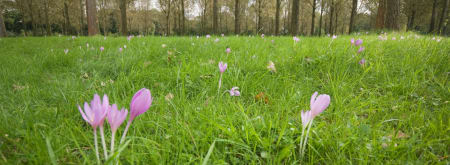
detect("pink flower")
[64,49,69,54]
[119,48,123,52]
[300,92,330,127]
[107,104,128,133]
[221,34,224,37]
[267,61,276,72]
[359,58,366,66]
[130,88,153,121]
[219,61,227,73]
[271,40,274,44]
[358,46,365,53]
[351,38,355,45]
[86,43,89,48]
[392,37,396,40]
[215,38,219,42]
[228,87,241,96]
[78,94,110,129]
[355,39,363,46]
[226,48,231,54]
[332,35,337,39]
[261,34,265,38]
[100,47,104,52]
[293,36,300,43]
[72,36,76,40]
[206,34,211,38]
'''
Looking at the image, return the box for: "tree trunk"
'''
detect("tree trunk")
[213,0,218,34]
[348,0,357,34]
[329,0,334,35]
[0,4,6,37]
[429,0,438,33]
[86,0,98,36]
[290,0,300,35]
[334,5,338,34]
[385,0,399,30]
[79,0,83,35]
[181,0,185,34]
[310,0,316,35]
[102,0,107,35]
[235,0,240,34]
[375,0,386,29]
[407,9,416,31]
[28,0,37,36]
[119,0,127,35]
[438,0,449,33]
[64,1,71,35]
[438,0,449,34]
[275,0,280,35]
[167,0,171,35]
[318,0,324,36]
[257,0,262,33]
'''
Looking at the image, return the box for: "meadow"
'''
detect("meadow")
[0,33,448,164]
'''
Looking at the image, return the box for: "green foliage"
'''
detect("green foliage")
[0,34,448,164]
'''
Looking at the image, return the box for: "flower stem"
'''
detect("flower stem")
[110,131,116,157]
[119,121,132,145]
[301,119,314,157]
[218,73,223,94]
[93,128,100,165]
[100,126,108,159]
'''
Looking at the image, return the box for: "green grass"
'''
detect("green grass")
[0,33,448,164]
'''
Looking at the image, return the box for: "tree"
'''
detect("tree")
[275,0,280,35]
[64,0,71,35]
[348,0,357,34]
[235,0,240,34]
[119,0,127,35]
[318,0,324,36]
[438,0,449,34]
[79,0,83,35]
[310,0,316,35]
[86,0,98,35]
[0,1,7,37]
[213,0,218,34]
[375,0,386,29]
[180,0,185,34]
[329,0,334,35]
[290,0,300,35]
[385,0,400,30]
[429,0,438,33]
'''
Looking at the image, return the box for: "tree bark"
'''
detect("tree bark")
[64,1,71,35]
[275,0,280,35]
[257,0,263,33]
[334,4,338,34]
[0,4,6,37]
[348,0,357,34]
[428,0,438,33]
[79,0,83,35]
[28,0,37,36]
[181,0,185,34]
[167,0,171,35]
[310,0,316,35]
[407,9,416,31]
[318,0,324,36]
[86,0,98,36]
[375,0,386,29]
[235,0,240,34]
[385,0,399,30]
[290,0,300,35]
[438,0,449,34]
[213,0,218,34]
[329,0,334,35]
[119,0,127,35]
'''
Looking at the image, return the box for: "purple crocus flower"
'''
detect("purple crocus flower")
[219,62,227,73]
[78,94,110,163]
[221,34,225,37]
[359,58,366,66]
[228,87,241,96]
[358,46,365,53]
[355,39,363,46]
[300,92,331,127]
[100,47,104,52]
[226,48,231,54]
[332,35,337,39]
[107,104,128,155]
[293,36,300,43]
[261,34,265,38]
[129,88,153,121]
[119,47,123,52]
[206,34,211,38]
[351,38,355,45]
[78,94,109,129]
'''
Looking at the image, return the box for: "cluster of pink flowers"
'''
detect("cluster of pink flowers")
[78,88,152,164]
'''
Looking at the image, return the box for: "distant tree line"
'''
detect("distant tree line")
[0,0,448,37]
